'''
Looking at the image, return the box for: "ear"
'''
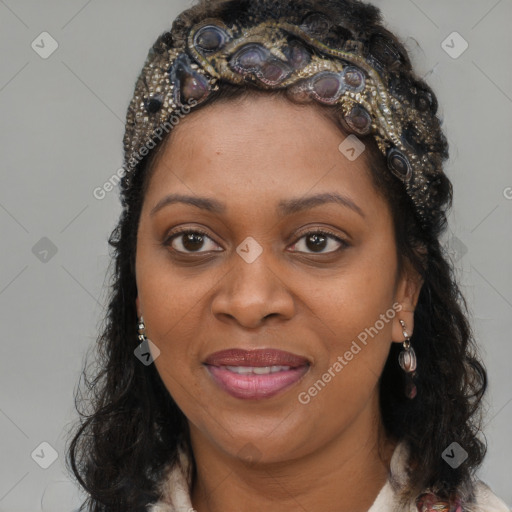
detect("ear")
[391,259,424,343]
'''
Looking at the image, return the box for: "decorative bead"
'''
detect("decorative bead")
[159,32,174,50]
[229,43,291,85]
[181,71,210,101]
[414,93,431,112]
[230,44,268,73]
[310,72,343,103]
[344,104,372,134]
[169,54,210,105]
[387,148,412,181]
[342,66,365,92]
[283,40,311,70]
[144,95,163,114]
[194,24,229,53]
[399,346,417,372]
[258,60,291,85]
[413,88,438,114]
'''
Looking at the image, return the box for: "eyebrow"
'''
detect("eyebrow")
[150,192,365,218]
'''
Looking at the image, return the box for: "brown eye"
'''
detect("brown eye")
[164,229,222,254]
[289,230,349,254]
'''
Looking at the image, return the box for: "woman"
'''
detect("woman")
[66,0,510,511]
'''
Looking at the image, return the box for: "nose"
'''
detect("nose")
[210,249,295,329]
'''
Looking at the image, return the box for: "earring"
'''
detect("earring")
[135,315,161,365]
[398,319,417,399]
[137,315,147,344]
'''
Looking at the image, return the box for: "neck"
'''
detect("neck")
[189,393,397,512]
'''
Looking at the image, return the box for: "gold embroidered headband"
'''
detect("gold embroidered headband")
[122,3,448,230]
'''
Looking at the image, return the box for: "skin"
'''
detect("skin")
[135,94,423,512]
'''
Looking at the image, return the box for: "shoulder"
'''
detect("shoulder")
[469,480,510,512]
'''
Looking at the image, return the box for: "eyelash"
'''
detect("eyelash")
[162,227,350,255]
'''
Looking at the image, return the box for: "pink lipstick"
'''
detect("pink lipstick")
[203,348,310,399]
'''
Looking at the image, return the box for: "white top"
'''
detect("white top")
[147,441,510,512]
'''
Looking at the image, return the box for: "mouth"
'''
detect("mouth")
[203,348,311,400]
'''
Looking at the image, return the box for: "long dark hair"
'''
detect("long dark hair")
[65,1,488,510]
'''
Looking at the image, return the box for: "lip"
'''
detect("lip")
[203,348,311,400]
[203,348,310,367]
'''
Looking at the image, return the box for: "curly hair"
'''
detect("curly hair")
[65,1,488,510]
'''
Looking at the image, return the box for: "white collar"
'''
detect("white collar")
[146,441,510,512]
[148,441,412,511]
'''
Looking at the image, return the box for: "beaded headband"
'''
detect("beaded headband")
[122,5,447,230]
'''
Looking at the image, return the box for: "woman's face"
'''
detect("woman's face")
[135,94,422,463]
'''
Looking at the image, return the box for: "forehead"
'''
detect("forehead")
[144,94,388,220]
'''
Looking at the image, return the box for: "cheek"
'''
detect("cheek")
[305,240,397,345]
[298,284,395,420]
[139,271,209,359]
[298,242,398,406]
[135,234,214,340]
[135,246,222,403]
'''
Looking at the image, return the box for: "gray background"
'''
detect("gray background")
[0,0,511,510]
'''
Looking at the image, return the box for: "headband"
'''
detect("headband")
[122,4,447,230]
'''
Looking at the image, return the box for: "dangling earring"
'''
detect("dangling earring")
[398,319,417,399]
[137,315,147,344]
[135,315,160,365]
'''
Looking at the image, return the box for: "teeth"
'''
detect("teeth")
[224,365,291,375]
